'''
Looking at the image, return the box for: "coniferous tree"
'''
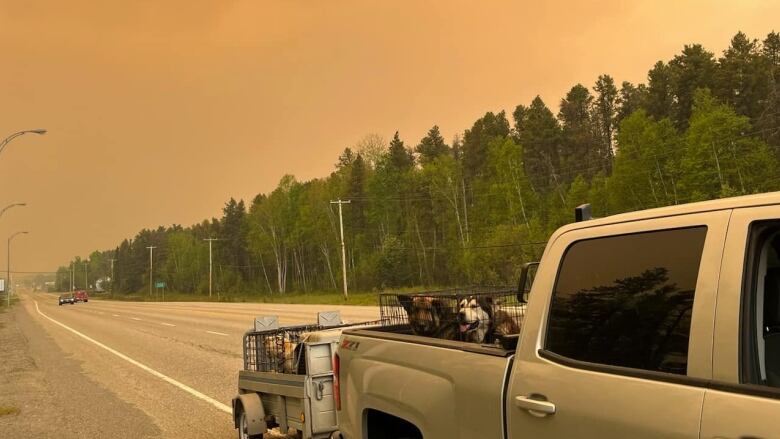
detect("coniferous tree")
[461,111,510,181]
[387,131,414,171]
[593,74,619,172]
[715,32,769,121]
[415,126,449,165]
[514,96,563,193]
[646,61,674,120]
[758,31,780,152]
[616,81,649,128]
[669,44,717,129]
[559,84,601,179]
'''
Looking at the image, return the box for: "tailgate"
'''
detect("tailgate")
[337,331,511,439]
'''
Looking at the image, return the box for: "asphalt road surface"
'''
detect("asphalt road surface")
[3,292,378,438]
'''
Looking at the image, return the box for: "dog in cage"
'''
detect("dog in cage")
[457,295,522,344]
[397,295,459,340]
[262,332,301,373]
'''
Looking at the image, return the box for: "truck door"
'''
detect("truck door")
[701,206,780,439]
[507,212,729,439]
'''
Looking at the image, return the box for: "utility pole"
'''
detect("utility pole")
[84,260,88,290]
[70,262,74,292]
[146,246,156,297]
[203,238,219,299]
[109,258,116,293]
[329,199,351,300]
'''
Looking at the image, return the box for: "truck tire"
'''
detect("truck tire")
[237,410,263,439]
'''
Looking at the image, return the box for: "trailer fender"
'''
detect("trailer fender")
[233,393,267,436]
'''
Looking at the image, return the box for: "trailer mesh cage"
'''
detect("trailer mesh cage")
[379,287,527,347]
[243,321,381,374]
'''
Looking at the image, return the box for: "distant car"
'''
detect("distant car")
[74,290,89,303]
[58,294,76,306]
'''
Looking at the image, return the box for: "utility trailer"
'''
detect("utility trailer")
[232,312,378,439]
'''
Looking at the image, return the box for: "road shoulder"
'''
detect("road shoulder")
[0,300,161,438]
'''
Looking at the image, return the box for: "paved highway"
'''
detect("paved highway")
[8,292,378,438]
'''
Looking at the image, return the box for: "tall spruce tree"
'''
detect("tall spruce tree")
[415,125,449,165]
[593,74,619,172]
[715,32,768,120]
[647,61,674,120]
[461,111,510,181]
[669,44,717,129]
[559,84,601,179]
[514,96,563,193]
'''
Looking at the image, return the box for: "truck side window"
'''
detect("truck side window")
[546,227,708,375]
[741,222,780,388]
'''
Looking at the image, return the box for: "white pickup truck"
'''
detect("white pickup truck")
[334,192,780,439]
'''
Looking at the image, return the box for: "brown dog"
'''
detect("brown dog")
[263,335,298,373]
[398,295,459,340]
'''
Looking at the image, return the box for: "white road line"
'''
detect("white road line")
[33,300,231,414]
[131,317,142,321]
[160,322,176,327]
[205,330,229,336]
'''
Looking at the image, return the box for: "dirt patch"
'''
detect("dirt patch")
[0,406,20,417]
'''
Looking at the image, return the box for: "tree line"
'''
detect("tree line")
[56,31,780,297]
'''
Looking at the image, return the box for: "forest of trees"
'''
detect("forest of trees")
[57,31,780,297]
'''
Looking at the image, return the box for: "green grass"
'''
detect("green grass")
[0,296,19,312]
[94,290,381,306]
[0,406,20,417]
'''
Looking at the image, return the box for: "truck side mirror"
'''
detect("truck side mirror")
[517,262,540,303]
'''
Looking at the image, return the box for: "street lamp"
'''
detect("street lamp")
[6,231,29,307]
[0,129,47,157]
[0,203,26,220]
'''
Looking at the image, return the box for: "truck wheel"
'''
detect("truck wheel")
[237,410,262,439]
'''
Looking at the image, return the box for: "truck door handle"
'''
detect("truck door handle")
[514,395,556,417]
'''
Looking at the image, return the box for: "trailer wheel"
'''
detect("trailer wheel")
[237,410,263,439]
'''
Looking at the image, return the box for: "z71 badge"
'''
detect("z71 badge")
[340,339,360,351]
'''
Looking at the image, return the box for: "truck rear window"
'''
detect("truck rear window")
[545,226,707,375]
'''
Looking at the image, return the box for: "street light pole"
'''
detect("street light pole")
[0,129,46,157]
[329,199,351,300]
[7,231,28,306]
[0,203,26,220]
[146,246,156,297]
[203,238,219,299]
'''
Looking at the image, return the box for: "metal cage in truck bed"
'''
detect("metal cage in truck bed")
[234,312,380,439]
[379,287,527,348]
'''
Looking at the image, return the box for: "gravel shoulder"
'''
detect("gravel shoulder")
[0,302,161,438]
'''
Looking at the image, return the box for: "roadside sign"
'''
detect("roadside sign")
[0,279,4,292]
[155,281,166,289]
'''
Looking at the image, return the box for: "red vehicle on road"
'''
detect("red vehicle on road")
[74,290,89,303]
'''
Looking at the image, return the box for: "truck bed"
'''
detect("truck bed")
[337,325,514,439]
[344,324,516,357]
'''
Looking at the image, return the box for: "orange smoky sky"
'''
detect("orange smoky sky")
[0,0,778,272]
